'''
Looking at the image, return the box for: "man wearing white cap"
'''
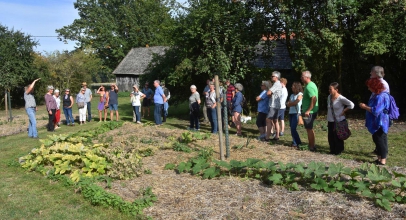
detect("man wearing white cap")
[53,89,61,129]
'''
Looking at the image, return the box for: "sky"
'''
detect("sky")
[0,0,187,54]
[0,0,79,54]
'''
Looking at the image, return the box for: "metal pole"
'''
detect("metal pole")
[214,76,225,160]
[7,90,12,122]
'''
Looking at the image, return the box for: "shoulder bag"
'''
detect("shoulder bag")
[330,98,351,140]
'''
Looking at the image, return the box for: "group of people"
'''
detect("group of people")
[24,66,392,165]
[24,81,120,137]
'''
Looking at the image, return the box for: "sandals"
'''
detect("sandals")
[374,159,386,166]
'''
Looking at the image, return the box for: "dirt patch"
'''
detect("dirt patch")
[0,114,49,137]
[101,123,406,219]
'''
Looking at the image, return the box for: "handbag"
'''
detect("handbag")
[330,97,351,140]
[77,102,85,109]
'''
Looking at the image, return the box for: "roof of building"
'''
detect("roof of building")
[253,40,293,70]
[113,46,169,75]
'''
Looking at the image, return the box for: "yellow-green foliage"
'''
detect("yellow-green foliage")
[20,132,142,182]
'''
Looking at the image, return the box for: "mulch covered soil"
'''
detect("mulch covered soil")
[103,123,406,219]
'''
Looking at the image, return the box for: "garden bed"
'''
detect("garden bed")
[101,123,406,219]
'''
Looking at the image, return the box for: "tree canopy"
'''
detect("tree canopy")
[0,24,39,92]
[56,0,176,71]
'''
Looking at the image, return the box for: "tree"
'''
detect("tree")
[45,49,104,93]
[56,0,176,71]
[143,0,259,103]
[0,24,39,92]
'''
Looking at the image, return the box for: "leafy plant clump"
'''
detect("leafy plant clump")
[167,157,406,211]
[19,121,142,182]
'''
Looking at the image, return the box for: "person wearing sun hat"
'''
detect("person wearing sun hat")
[81,82,93,122]
[45,85,57,131]
[53,89,61,129]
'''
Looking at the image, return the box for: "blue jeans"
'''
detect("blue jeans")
[63,107,75,125]
[207,107,218,133]
[190,113,200,130]
[289,114,302,146]
[133,106,141,122]
[26,108,38,138]
[154,103,163,125]
[87,101,92,121]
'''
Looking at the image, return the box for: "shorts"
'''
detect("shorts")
[143,98,151,107]
[267,107,279,119]
[109,104,118,111]
[277,109,286,120]
[302,112,318,129]
[256,112,267,128]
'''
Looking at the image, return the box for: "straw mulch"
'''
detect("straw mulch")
[103,123,406,219]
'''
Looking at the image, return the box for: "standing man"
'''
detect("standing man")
[225,79,235,126]
[45,85,57,132]
[162,82,171,122]
[265,71,283,141]
[24,78,40,138]
[202,79,211,123]
[82,82,93,122]
[301,70,319,152]
[142,82,153,117]
[108,84,119,121]
[153,80,166,126]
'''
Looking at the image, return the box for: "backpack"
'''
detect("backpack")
[240,94,246,107]
[387,93,399,120]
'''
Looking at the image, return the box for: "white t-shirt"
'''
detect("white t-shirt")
[288,92,303,114]
[268,80,282,108]
[280,87,288,109]
[131,91,145,106]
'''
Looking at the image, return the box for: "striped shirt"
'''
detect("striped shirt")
[24,92,36,109]
[226,84,235,102]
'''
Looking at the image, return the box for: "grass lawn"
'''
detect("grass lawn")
[1,97,405,219]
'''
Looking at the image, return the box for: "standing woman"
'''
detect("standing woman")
[359,78,390,165]
[45,85,57,132]
[76,88,87,125]
[53,89,61,129]
[286,82,303,148]
[232,83,244,136]
[255,81,270,140]
[327,82,354,155]
[205,82,218,133]
[62,89,75,126]
[130,85,146,124]
[189,85,201,131]
[97,86,108,122]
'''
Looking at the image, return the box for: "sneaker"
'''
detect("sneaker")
[136,121,142,124]
[279,132,284,136]
[194,128,200,131]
